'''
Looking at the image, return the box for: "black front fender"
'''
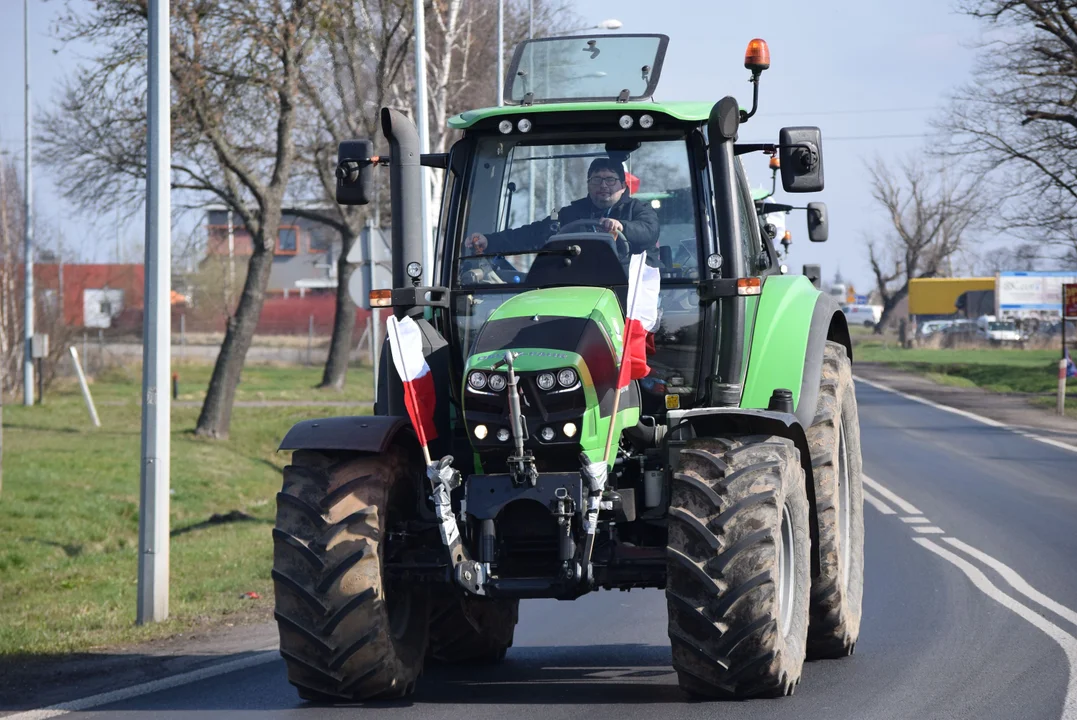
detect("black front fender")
[278,415,414,454]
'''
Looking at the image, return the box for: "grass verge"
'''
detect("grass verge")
[855,340,1075,396]
[0,364,372,657]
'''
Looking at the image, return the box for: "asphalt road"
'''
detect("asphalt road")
[14,380,1077,720]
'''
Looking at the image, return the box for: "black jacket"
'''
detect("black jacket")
[484,193,660,259]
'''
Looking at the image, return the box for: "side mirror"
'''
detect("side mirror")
[802,264,821,289]
[807,201,828,242]
[336,138,374,206]
[779,127,823,193]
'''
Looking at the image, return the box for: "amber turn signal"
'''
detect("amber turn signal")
[369,289,393,307]
[737,277,762,296]
[744,38,771,72]
[769,154,780,170]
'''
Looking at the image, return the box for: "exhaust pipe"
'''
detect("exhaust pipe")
[380,108,425,419]
[380,108,425,298]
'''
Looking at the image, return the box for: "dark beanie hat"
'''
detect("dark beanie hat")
[587,157,626,183]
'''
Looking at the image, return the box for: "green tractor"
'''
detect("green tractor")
[272,34,863,701]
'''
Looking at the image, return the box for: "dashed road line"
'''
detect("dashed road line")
[901,516,930,524]
[862,474,922,515]
[3,647,280,720]
[854,375,1077,456]
[912,526,946,534]
[862,490,896,514]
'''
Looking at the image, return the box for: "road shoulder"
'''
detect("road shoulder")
[853,362,1077,449]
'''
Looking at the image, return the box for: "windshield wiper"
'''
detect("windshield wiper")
[465,244,581,260]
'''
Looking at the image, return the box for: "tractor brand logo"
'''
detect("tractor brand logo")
[470,350,571,364]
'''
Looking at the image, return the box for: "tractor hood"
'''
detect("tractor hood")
[462,287,639,465]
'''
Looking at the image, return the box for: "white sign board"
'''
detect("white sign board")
[346,226,393,309]
[83,289,125,328]
[997,271,1077,316]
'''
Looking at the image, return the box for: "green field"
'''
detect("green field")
[855,341,1075,396]
[0,365,373,657]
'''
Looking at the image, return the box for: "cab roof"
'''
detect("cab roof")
[447,101,714,130]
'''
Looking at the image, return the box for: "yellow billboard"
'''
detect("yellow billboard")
[908,278,995,316]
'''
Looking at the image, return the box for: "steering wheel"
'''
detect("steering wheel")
[553,218,631,259]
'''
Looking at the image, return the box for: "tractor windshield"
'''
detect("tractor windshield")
[450,133,706,411]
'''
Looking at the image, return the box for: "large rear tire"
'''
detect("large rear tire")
[272,447,430,701]
[666,436,811,699]
[428,591,518,664]
[805,341,865,659]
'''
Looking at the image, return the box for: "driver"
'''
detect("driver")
[465,158,660,260]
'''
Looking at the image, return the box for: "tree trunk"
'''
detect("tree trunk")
[319,235,358,390]
[195,223,278,439]
[873,290,908,335]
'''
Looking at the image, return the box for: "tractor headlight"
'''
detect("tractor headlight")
[557,368,578,388]
[467,371,487,390]
[498,119,513,134]
[487,373,507,391]
[474,424,488,440]
[536,372,556,391]
[496,428,511,442]
[563,422,577,438]
[539,426,556,442]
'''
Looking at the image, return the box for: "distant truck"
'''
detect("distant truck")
[842,303,883,327]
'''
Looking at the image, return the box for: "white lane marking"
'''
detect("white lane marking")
[945,537,1077,629]
[914,538,1077,719]
[3,647,280,720]
[862,490,896,514]
[862,474,922,515]
[902,516,930,524]
[854,374,1077,455]
[912,526,946,534]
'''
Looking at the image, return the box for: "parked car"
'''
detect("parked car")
[842,304,883,327]
[919,319,955,338]
[976,315,1022,342]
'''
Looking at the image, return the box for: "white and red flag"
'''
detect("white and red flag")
[616,253,661,389]
[386,315,438,449]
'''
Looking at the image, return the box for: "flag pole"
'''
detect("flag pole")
[602,257,643,466]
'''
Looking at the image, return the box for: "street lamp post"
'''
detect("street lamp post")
[23,0,34,407]
[414,0,431,283]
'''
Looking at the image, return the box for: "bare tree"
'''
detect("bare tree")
[866,157,984,332]
[42,0,330,438]
[939,0,1077,266]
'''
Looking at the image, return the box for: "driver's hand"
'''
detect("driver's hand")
[599,218,624,235]
[465,233,488,255]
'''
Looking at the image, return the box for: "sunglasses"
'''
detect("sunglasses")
[588,176,623,187]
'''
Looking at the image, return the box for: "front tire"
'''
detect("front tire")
[805,342,865,659]
[666,436,811,698]
[272,447,429,701]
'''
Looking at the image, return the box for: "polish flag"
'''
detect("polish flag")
[386,315,438,447]
[616,253,661,389]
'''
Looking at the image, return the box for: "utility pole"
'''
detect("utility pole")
[137,0,171,625]
[527,0,535,222]
[23,0,34,407]
[414,0,431,284]
[497,0,504,107]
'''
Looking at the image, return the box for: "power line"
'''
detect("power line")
[758,106,940,118]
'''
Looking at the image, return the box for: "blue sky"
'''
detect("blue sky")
[0,0,985,290]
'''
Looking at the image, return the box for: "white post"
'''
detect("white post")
[527,1,535,222]
[69,347,101,428]
[497,0,505,107]
[23,0,34,406]
[137,0,171,625]
[307,314,314,366]
[372,308,381,403]
[414,0,432,286]
[1059,359,1068,417]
